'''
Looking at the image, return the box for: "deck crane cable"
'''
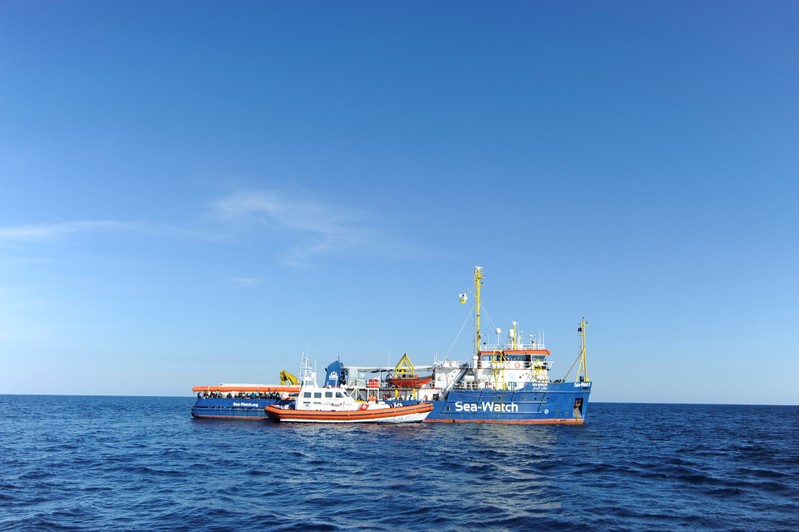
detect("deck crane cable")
[445,281,500,357]
[481,305,498,342]
[445,303,475,357]
[444,298,500,358]
[561,350,582,381]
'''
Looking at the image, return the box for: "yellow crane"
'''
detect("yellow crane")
[279,370,299,386]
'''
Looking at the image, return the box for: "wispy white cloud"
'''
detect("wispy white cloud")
[0,219,230,245]
[0,189,409,266]
[0,220,136,242]
[212,189,399,265]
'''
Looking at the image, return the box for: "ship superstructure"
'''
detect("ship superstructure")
[329,267,592,424]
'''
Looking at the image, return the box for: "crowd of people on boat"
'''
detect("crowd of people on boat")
[197,391,283,400]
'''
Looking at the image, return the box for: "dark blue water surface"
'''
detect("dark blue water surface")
[1,397,798,531]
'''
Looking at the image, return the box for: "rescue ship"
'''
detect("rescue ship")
[323,266,592,424]
[191,266,592,424]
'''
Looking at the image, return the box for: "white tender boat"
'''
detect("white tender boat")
[264,359,432,424]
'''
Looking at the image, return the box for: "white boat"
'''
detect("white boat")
[264,358,432,424]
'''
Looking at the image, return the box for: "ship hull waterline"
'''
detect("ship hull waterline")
[424,382,591,424]
[264,403,433,423]
[191,398,285,421]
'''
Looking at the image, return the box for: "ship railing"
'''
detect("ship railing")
[452,381,482,390]
[481,361,533,369]
[442,366,470,395]
[351,378,368,388]
[481,342,547,351]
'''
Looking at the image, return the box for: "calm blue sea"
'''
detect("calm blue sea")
[1,397,797,531]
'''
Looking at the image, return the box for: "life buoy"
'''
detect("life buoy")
[514,362,521,369]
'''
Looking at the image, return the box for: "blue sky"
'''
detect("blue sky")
[1,1,797,404]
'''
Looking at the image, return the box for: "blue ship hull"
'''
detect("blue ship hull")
[191,383,591,424]
[426,381,591,424]
[191,398,284,420]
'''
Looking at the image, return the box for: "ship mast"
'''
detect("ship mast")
[576,317,589,382]
[474,266,484,356]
